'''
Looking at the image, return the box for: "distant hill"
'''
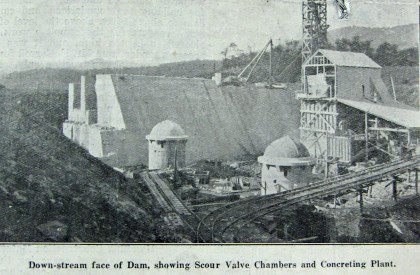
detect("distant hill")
[0,60,221,91]
[0,68,81,91]
[328,24,418,49]
[0,23,417,95]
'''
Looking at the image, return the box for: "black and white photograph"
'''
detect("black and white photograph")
[0,0,419,250]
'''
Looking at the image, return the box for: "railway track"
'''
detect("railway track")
[197,156,420,243]
[140,171,207,241]
[141,172,172,212]
[148,172,190,215]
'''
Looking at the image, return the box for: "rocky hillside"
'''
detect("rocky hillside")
[0,88,172,242]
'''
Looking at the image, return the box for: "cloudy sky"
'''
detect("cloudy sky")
[0,0,417,71]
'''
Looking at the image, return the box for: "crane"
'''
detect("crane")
[223,0,331,87]
[302,0,329,64]
[237,39,273,84]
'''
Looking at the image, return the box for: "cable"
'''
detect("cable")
[361,217,420,223]
[277,0,416,5]
[277,52,301,80]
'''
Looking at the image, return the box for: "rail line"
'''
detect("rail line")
[141,172,172,212]
[148,172,190,215]
[140,171,207,242]
[197,155,420,243]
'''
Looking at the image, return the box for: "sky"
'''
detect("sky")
[0,0,418,72]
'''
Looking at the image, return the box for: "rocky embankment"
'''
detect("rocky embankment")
[0,89,170,242]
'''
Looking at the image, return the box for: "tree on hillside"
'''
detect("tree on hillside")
[396,48,418,67]
[372,42,418,67]
[334,36,418,67]
[273,41,302,83]
[335,36,374,57]
[374,42,399,66]
[219,39,303,83]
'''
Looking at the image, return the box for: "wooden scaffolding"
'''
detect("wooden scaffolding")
[298,51,353,164]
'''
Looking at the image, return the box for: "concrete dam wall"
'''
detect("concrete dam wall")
[64,75,301,167]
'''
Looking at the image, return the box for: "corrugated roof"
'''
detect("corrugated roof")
[316,49,382,68]
[338,99,420,128]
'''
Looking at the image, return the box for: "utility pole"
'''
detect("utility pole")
[390,76,397,100]
[174,146,178,188]
[325,133,329,179]
[392,175,398,201]
[269,39,273,86]
[364,112,369,163]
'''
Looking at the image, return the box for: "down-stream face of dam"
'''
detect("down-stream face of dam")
[64,75,301,167]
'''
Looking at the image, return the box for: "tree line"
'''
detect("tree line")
[334,36,418,67]
[221,36,418,83]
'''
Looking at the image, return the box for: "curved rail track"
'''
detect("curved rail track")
[196,156,420,243]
